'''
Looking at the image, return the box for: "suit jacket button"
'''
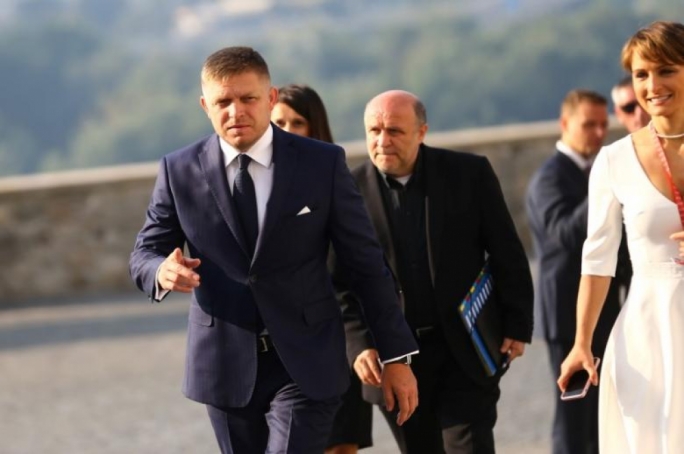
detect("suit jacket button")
[249,274,257,284]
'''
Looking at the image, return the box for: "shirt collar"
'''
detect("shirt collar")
[379,146,423,187]
[381,173,412,187]
[219,125,274,169]
[556,140,593,171]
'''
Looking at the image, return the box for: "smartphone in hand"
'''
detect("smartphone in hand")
[560,357,601,401]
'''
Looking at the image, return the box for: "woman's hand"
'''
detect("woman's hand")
[670,231,684,259]
[557,344,598,392]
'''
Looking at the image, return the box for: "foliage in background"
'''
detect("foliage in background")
[0,0,681,176]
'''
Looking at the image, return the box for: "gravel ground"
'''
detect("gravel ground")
[0,293,552,453]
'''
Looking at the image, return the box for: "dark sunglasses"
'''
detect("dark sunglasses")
[619,101,639,114]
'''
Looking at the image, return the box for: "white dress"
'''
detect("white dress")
[582,135,684,453]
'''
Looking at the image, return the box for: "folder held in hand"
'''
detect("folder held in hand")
[458,260,508,377]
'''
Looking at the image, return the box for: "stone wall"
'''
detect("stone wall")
[0,120,626,303]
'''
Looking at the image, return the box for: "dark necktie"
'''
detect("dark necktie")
[386,176,405,211]
[233,154,258,256]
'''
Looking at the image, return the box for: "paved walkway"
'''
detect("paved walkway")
[0,294,552,453]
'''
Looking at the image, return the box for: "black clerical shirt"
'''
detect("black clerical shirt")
[377,151,437,330]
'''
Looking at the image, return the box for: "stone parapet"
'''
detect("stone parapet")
[0,119,626,303]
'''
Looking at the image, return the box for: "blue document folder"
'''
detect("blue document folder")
[459,261,508,377]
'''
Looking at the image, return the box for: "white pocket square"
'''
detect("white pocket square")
[297,206,312,216]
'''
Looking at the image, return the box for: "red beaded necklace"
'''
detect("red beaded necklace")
[650,121,684,229]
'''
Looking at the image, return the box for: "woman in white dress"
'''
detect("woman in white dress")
[558,21,684,453]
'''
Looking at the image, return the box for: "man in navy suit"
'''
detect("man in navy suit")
[526,89,629,454]
[129,47,419,454]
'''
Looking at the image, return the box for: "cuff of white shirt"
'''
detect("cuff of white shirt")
[381,350,419,365]
[154,265,170,302]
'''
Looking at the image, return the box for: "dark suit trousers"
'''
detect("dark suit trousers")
[381,332,499,454]
[547,341,600,454]
[206,348,341,454]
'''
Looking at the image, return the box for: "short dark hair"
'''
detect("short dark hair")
[621,21,684,71]
[201,46,270,84]
[413,99,427,126]
[277,84,334,143]
[560,89,607,118]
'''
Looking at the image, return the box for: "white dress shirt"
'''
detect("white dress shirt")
[220,125,275,235]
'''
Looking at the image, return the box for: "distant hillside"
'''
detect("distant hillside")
[0,0,681,175]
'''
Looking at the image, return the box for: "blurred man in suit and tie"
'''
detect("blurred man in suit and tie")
[526,89,630,454]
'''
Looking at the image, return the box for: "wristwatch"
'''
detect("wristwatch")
[385,355,412,365]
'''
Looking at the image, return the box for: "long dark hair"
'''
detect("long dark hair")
[276,84,334,143]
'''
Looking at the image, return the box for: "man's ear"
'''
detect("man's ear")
[268,86,278,110]
[199,96,208,115]
[418,123,429,142]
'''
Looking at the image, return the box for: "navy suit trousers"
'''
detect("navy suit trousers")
[206,348,342,454]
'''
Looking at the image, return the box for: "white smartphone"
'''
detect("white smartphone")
[560,357,601,401]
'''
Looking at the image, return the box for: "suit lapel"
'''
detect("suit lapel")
[358,161,399,275]
[198,135,251,258]
[255,127,298,261]
[423,146,446,285]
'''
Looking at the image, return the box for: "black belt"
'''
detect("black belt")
[414,325,439,340]
[257,334,275,353]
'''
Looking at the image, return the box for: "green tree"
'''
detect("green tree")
[0,19,104,170]
[0,113,39,176]
[68,55,210,168]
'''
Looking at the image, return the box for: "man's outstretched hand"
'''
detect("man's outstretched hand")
[157,248,201,293]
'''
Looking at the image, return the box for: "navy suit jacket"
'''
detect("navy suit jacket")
[129,126,418,408]
[333,145,534,399]
[526,151,628,347]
